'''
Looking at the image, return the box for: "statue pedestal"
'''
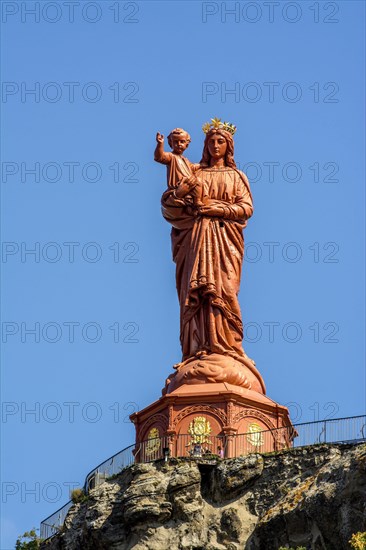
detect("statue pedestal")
[131,368,295,461]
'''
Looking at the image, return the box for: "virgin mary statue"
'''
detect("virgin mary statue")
[161,121,265,394]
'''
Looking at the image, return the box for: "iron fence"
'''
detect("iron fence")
[292,414,366,447]
[40,444,134,540]
[84,444,135,492]
[40,501,73,541]
[40,414,365,540]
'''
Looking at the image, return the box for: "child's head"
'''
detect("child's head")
[167,128,191,154]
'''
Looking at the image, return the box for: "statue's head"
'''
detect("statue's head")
[200,128,236,168]
[167,128,191,155]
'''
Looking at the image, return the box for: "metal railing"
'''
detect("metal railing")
[40,414,365,540]
[40,501,74,541]
[292,415,366,447]
[84,444,135,492]
[40,444,135,540]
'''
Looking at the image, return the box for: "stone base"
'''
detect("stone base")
[130,379,295,461]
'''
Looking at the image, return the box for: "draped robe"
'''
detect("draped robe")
[161,167,253,365]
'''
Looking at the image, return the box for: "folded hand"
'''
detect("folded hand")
[198,204,225,217]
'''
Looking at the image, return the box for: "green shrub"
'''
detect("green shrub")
[70,487,87,503]
[15,529,42,549]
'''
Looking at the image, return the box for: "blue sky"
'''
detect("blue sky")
[1,0,365,547]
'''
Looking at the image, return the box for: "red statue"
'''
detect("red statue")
[156,119,264,393]
[130,119,294,460]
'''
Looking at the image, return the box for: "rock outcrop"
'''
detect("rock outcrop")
[41,443,366,550]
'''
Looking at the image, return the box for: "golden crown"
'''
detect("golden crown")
[202,117,237,135]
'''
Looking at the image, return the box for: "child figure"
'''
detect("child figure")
[154,128,207,207]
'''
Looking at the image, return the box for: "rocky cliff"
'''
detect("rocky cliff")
[42,443,366,550]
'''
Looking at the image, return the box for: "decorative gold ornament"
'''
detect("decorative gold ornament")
[145,427,160,455]
[188,416,212,445]
[202,118,237,135]
[246,423,264,447]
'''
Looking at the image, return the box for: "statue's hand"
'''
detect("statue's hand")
[156,132,164,143]
[175,175,199,198]
[185,175,199,188]
[198,204,225,218]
